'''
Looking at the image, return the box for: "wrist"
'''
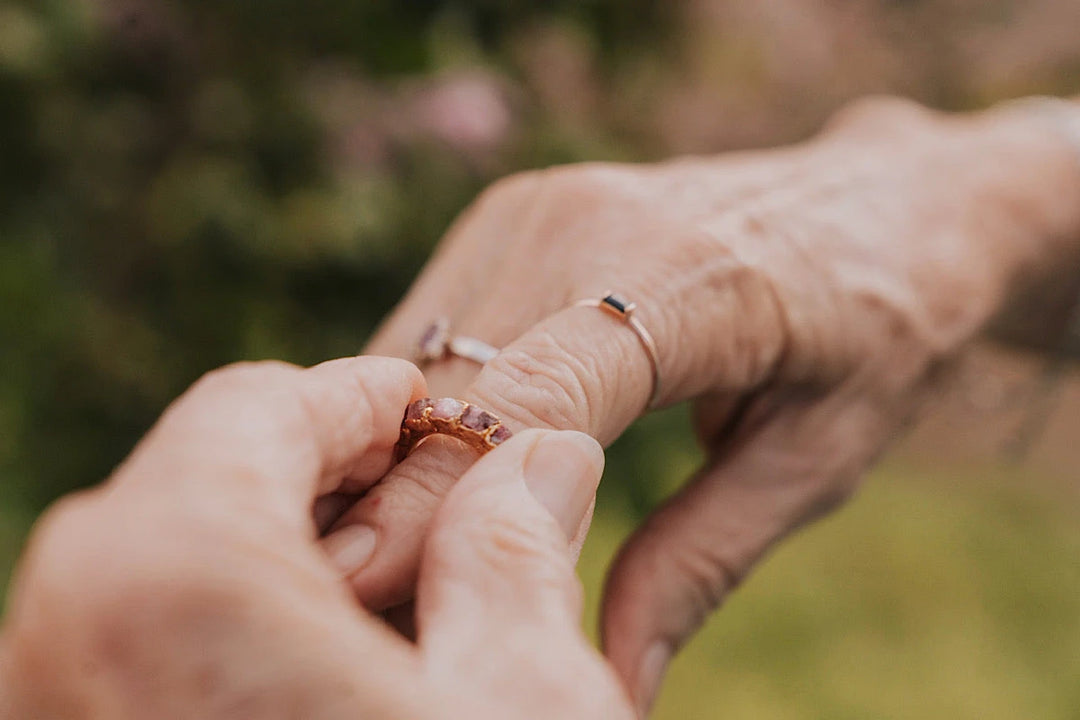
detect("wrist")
[946,98,1080,278]
[981,96,1080,254]
[1004,96,1080,160]
[963,97,1080,348]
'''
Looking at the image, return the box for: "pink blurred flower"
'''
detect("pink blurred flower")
[408,71,513,153]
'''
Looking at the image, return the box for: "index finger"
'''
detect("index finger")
[114,356,427,526]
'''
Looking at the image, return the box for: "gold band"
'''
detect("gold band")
[573,292,662,409]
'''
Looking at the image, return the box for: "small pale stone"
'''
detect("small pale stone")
[418,319,449,360]
[406,398,433,421]
[430,397,465,420]
[488,425,512,445]
[419,323,438,347]
[461,405,497,431]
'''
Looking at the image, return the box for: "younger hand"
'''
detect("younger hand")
[0,357,632,720]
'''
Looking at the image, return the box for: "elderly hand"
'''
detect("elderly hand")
[323,97,1080,713]
[0,358,633,720]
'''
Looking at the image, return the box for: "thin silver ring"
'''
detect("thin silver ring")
[573,292,662,409]
[416,317,499,367]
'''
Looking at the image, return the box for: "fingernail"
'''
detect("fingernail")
[523,430,604,539]
[635,641,672,718]
[323,524,377,575]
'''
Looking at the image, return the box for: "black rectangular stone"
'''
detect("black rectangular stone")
[602,294,627,314]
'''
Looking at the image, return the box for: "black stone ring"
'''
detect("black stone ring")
[573,292,662,409]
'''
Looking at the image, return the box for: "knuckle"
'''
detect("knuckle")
[548,161,632,189]
[472,169,545,212]
[471,512,570,581]
[2,499,96,707]
[395,358,427,392]
[562,570,587,618]
[823,95,940,138]
[519,653,633,720]
[572,668,636,720]
[676,555,736,623]
[175,360,316,452]
[476,338,594,430]
[541,162,642,208]
[812,474,861,516]
[190,359,299,395]
[451,491,577,594]
[708,213,847,386]
[522,162,646,256]
[14,494,95,590]
[304,363,375,439]
[846,286,939,386]
[642,526,745,629]
[688,222,793,390]
[374,442,466,507]
[16,494,108,599]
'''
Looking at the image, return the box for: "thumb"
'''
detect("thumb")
[601,397,883,716]
[418,428,634,720]
[416,429,604,654]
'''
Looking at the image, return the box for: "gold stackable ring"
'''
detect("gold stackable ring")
[416,317,500,367]
[573,292,662,409]
[395,397,512,463]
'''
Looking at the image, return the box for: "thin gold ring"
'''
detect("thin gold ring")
[573,292,662,409]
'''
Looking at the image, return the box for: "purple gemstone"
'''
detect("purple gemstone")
[430,397,465,420]
[488,425,512,446]
[461,405,497,431]
[406,398,433,421]
[418,319,449,360]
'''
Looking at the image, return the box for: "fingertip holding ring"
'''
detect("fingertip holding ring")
[395,397,512,463]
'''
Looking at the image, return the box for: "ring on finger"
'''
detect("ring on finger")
[573,292,662,409]
[416,317,500,367]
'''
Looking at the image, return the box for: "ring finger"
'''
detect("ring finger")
[324,219,784,612]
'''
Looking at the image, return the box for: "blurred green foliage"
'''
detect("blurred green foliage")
[0,0,688,511]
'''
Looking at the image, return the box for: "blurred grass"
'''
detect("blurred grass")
[580,458,1080,719]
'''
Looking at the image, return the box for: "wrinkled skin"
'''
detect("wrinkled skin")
[322,97,1080,713]
[0,358,634,720]
[2,97,1079,720]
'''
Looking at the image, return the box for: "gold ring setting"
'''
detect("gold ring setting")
[395,397,512,463]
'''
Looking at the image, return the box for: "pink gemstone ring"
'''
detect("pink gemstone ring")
[394,397,512,463]
[416,318,499,367]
